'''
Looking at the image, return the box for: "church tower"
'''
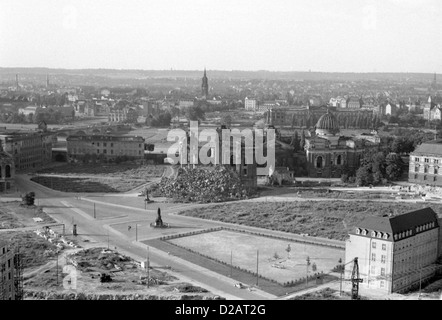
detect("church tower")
[201,68,209,98]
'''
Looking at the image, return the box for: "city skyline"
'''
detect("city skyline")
[0,0,441,73]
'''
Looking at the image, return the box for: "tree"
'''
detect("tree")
[286,244,291,259]
[300,130,306,150]
[356,166,373,186]
[220,114,232,127]
[185,106,205,122]
[385,153,404,181]
[22,192,35,206]
[290,131,299,151]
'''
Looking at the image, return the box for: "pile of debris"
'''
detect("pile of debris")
[69,248,137,272]
[34,227,79,250]
[151,166,253,203]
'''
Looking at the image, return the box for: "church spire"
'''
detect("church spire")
[201,68,209,98]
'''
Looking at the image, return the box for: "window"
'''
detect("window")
[382,244,386,251]
[97,142,100,147]
[356,228,360,235]
[372,231,376,237]
[97,150,99,154]
[435,159,439,164]
[372,242,377,249]
[425,158,429,163]
[104,143,107,147]
[316,156,323,169]
[415,166,419,173]
[424,175,427,180]
[104,149,107,154]
[111,143,114,147]
[381,268,385,276]
[371,253,376,261]
[111,150,113,155]
[415,157,420,162]
[380,281,385,288]
[337,155,342,165]
[424,166,428,173]
[381,255,386,263]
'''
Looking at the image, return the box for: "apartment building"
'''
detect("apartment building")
[409,140,442,186]
[0,131,53,171]
[0,151,14,192]
[345,208,441,294]
[66,134,145,162]
[0,240,15,300]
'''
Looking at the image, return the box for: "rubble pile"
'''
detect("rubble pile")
[152,166,253,203]
[34,228,79,251]
[70,248,134,272]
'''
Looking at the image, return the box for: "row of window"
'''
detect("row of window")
[414,157,440,164]
[414,166,438,174]
[412,174,438,181]
[355,228,390,239]
[372,242,387,251]
[371,253,387,263]
[371,266,386,276]
[90,142,142,148]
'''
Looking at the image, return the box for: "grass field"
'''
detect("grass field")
[30,176,146,193]
[36,163,166,179]
[167,230,343,284]
[178,201,442,241]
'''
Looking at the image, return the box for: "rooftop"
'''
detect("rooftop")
[412,140,442,156]
[353,207,439,241]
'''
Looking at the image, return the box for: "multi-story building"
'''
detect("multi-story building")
[408,140,442,186]
[108,108,138,123]
[0,240,15,300]
[0,151,14,192]
[304,110,379,178]
[66,134,145,162]
[244,97,259,111]
[345,207,441,294]
[0,131,53,171]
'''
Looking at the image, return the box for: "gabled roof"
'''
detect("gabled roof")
[354,207,439,242]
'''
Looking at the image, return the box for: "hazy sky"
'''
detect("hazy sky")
[0,0,441,72]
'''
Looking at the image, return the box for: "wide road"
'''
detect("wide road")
[13,174,277,300]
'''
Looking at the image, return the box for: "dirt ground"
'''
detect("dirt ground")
[24,247,216,299]
[0,201,56,229]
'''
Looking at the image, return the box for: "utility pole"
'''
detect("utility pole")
[56,250,59,286]
[256,250,259,287]
[93,203,96,219]
[230,250,233,278]
[107,230,109,249]
[147,246,150,289]
[136,224,138,241]
[306,256,310,287]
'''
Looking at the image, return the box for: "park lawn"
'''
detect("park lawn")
[177,201,442,241]
[31,176,145,193]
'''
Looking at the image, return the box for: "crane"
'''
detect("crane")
[340,257,363,300]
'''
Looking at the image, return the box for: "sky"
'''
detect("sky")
[0,0,441,73]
